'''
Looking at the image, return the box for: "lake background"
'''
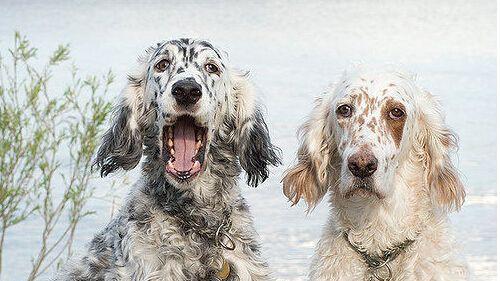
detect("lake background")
[0,0,496,280]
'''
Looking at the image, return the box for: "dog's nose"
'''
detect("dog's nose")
[347,151,378,178]
[171,79,202,106]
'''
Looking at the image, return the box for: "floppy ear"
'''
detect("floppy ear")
[93,75,147,177]
[230,71,282,187]
[282,97,338,209]
[415,92,465,211]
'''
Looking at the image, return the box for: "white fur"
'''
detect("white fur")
[283,66,468,280]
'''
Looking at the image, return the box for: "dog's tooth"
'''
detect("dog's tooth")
[192,160,201,170]
[168,139,174,147]
[168,126,173,138]
[170,148,175,155]
[196,140,202,149]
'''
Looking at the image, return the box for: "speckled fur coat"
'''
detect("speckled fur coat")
[54,39,281,281]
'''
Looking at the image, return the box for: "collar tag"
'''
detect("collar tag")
[370,263,392,281]
[217,258,230,280]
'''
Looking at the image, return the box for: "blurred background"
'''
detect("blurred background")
[0,0,496,280]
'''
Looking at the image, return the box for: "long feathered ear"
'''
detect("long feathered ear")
[93,75,147,177]
[415,91,465,211]
[282,97,338,209]
[230,71,282,187]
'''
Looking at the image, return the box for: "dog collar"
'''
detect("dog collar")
[213,217,234,280]
[162,201,235,280]
[343,231,417,281]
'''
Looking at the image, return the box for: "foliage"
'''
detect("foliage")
[0,32,114,280]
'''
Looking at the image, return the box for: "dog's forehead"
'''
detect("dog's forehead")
[337,73,411,108]
[152,39,226,62]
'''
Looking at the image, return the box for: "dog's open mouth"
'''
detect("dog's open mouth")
[163,116,207,181]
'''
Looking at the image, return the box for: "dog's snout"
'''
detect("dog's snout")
[171,78,202,106]
[347,151,378,178]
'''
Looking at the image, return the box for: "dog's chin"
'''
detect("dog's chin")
[161,115,208,184]
[343,178,385,200]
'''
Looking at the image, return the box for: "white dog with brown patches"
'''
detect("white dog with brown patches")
[283,67,469,280]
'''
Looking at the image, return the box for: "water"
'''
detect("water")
[0,0,496,280]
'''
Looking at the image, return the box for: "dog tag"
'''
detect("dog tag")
[217,259,230,280]
[371,263,392,281]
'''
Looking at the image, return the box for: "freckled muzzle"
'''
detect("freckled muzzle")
[162,115,207,181]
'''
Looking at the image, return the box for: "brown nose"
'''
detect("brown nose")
[347,151,378,178]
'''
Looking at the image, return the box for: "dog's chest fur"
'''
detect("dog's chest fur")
[309,219,468,281]
[115,185,267,281]
[55,180,270,281]
[117,210,216,280]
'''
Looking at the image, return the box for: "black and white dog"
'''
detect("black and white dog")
[55,39,281,281]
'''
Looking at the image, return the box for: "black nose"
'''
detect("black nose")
[171,78,202,106]
[348,151,378,178]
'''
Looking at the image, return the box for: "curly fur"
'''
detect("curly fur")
[54,38,281,281]
[283,66,468,280]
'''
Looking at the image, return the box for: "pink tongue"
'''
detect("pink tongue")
[173,119,196,172]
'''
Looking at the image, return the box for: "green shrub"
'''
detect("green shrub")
[0,32,114,280]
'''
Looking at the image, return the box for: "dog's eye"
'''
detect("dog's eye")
[205,63,219,74]
[155,59,170,72]
[389,108,405,120]
[336,104,353,118]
